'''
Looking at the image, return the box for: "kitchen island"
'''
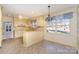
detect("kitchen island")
[23,31,44,47]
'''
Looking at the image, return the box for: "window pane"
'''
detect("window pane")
[63,12,73,19]
[56,12,73,33]
[45,12,73,33]
[46,16,56,32]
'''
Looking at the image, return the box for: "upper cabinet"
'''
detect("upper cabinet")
[36,16,44,27]
[14,17,31,31]
[13,16,44,31]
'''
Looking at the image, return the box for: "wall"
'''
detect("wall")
[44,8,78,48]
[77,7,79,50]
[0,6,2,47]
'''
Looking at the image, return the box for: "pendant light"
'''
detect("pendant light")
[48,5,51,17]
[46,4,51,22]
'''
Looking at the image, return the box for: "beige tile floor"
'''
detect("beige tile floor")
[0,38,77,54]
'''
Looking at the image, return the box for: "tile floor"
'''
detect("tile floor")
[0,38,77,54]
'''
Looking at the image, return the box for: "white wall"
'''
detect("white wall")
[44,8,77,48]
[77,7,79,50]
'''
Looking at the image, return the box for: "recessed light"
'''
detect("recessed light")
[32,11,34,14]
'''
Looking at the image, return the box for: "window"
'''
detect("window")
[45,12,73,33]
[45,16,56,32]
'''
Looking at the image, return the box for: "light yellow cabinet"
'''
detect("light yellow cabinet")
[23,31,44,47]
[36,16,44,27]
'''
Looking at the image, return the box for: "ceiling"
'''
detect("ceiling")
[1,4,77,18]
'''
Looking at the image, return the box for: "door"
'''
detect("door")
[3,22,12,39]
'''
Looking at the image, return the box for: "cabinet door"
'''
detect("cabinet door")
[3,22,12,39]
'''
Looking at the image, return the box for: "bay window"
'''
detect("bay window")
[45,12,73,33]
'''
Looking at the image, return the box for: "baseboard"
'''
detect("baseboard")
[44,39,77,49]
[3,37,23,40]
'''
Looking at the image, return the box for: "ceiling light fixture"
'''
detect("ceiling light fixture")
[46,4,51,21]
[32,11,34,14]
[48,4,51,17]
